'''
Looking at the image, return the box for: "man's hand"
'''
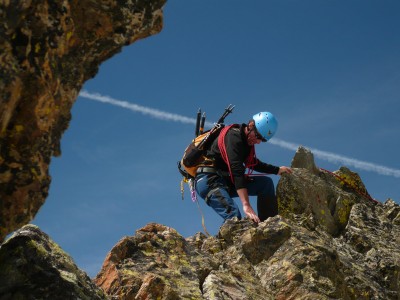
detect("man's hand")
[278,166,293,175]
[243,203,260,223]
[237,188,260,223]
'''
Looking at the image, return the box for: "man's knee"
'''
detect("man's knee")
[208,188,241,220]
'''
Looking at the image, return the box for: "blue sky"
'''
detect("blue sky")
[32,1,400,277]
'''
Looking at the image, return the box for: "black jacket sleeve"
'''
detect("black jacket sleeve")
[253,159,280,175]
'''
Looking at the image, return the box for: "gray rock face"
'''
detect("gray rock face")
[94,148,400,299]
[0,224,108,300]
[291,146,319,174]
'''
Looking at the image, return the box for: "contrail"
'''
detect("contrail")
[79,90,214,128]
[269,139,400,178]
[79,90,400,178]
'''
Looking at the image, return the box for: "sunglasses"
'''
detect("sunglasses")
[253,128,267,142]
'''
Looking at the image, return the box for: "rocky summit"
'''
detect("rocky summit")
[1,147,399,299]
[92,147,400,300]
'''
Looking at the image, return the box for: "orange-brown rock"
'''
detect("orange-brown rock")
[0,0,166,242]
[94,149,400,299]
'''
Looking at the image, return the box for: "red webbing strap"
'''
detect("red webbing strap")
[320,168,379,204]
[218,124,257,183]
[218,125,235,183]
[245,145,257,176]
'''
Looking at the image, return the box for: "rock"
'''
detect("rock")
[291,146,319,175]
[385,198,400,224]
[0,224,107,299]
[0,147,398,299]
[339,202,400,295]
[95,216,399,299]
[334,166,372,200]
[94,223,208,299]
[0,0,166,242]
[94,148,400,299]
[278,150,377,236]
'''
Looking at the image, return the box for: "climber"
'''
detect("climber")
[195,112,292,223]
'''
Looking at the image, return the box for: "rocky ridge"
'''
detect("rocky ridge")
[92,147,400,299]
[1,1,400,299]
[1,147,399,299]
[0,0,166,243]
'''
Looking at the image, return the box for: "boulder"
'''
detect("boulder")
[0,224,108,299]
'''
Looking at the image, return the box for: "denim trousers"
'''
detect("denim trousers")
[195,173,278,222]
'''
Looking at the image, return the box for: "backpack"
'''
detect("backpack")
[177,105,234,181]
[178,124,222,179]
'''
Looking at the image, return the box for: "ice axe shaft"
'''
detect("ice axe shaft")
[197,104,234,149]
[199,112,206,135]
[195,108,201,136]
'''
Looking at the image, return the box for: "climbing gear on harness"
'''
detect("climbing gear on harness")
[252,112,278,142]
[180,176,211,236]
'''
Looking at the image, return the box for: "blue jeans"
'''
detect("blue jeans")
[195,173,277,222]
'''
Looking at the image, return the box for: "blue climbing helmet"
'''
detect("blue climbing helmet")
[252,112,278,142]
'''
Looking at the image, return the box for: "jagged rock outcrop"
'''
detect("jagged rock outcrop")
[0,0,166,243]
[278,146,374,236]
[0,224,107,299]
[0,148,398,298]
[94,147,400,299]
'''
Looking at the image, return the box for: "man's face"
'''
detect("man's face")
[247,122,263,146]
